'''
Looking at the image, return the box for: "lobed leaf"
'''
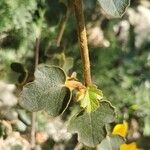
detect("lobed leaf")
[78,85,103,113]
[68,101,115,147]
[19,65,71,117]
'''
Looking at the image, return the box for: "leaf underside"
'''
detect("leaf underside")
[68,101,116,147]
[19,65,71,117]
[98,0,130,18]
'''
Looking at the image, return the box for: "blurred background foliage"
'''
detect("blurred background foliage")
[0,0,150,149]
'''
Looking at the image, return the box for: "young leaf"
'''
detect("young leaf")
[19,65,71,117]
[78,85,103,113]
[99,135,124,150]
[68,101,115,147]
[98,0,130,18]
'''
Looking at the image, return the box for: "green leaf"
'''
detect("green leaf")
[99,135,124,150]
[79,85,103,113]
[98,0,130,18]
[68,101,115,147]
[19,65,71,117]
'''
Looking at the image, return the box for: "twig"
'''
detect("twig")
[34,37,40,68]
[56,8,69,47]
[73,0,92,86]
[31,37,40,149]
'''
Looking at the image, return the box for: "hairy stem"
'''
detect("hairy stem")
[74,1,99,150]
[31,37,40,149]
[74,0,92,86]
[56,9,69,47]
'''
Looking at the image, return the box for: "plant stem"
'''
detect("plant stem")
[31,113,36,149]
[74,1,99,150]
[35,37,40,68]
[31,37,40,149]
[74,0,92,86]
[56,9,69,47]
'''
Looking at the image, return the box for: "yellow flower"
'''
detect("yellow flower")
[112,122,139,150]
[120,142,138,150]
[112,122,128,137]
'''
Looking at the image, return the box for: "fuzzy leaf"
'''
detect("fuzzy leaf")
[99,135,124,150]
[68,101,115,147]
[98,0,130,18]
[19,65,71,117]
[79,85,103,112]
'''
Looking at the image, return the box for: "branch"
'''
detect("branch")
[56,8,69,47]
[34,37,40,68]
[31,37,40,149]
[74,0,92,86]
[74,1,99,149]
